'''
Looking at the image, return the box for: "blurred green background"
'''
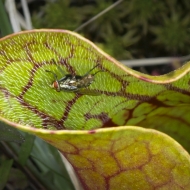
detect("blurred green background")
[31,0,190,60]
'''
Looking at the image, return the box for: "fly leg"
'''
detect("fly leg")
[93,70,104,76]
[45,70,58,81]
[47,59,67,81]
[57,65,66,76]
[82,64,100,77]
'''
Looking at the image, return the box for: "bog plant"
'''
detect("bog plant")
[0,29,190,189]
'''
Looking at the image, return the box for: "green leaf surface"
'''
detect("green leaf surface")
[6,168,28,189]
[0,121,24,143]
[0,30,190,189]
[0,30,190,149]
[0,159,13,190]
[0,1,13,37]
[18,133,35,166]
[11,125,190,190]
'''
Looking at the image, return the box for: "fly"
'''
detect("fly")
[45,63,102,95]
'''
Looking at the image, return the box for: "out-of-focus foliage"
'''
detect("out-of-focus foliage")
[32,0,90,30]
[150,13,190,53]
[0,0,12,36]
[0,135,75,190]
[0,121,24,143]
[32,0,190,59]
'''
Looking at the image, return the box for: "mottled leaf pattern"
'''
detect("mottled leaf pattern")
[8,125,190,190]
[0,30,190,190]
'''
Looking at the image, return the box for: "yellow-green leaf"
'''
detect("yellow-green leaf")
[0,30,190,190]
[4,124,190,190]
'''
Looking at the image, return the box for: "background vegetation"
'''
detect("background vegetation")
[32,0,190,60]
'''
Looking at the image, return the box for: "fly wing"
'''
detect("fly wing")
[77,89,102,96]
